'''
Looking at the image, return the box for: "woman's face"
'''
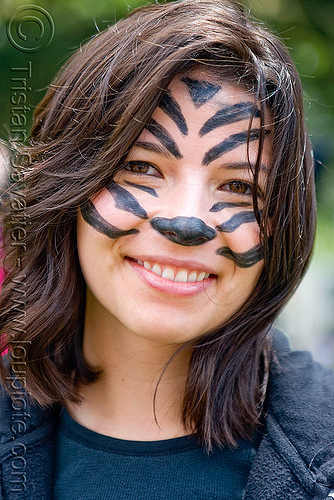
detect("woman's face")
[77,71,272,345]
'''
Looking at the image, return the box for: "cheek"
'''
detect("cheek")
[215,212,261,250]
[76,214,109,272]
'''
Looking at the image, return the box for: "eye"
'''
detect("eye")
[122,161,163,177]
[219,180,253,195]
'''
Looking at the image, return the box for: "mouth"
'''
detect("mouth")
[126,256,216,296]
[128,257,213,283]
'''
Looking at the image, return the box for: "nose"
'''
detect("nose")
[150,216,216,246]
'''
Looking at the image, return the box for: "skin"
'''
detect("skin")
[71,70,272,441]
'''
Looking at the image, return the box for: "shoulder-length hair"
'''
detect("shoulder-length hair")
[0,0,315,450]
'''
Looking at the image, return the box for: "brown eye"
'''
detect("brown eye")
[126,162,149,173]
[228,181,252,195]
[123,161,162,177]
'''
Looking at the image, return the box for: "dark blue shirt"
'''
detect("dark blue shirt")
[53,409,259,499]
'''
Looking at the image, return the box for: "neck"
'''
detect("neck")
[67,299,192,441]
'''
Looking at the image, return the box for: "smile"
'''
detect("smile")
[126,257,216,297]
[133,259,211,283]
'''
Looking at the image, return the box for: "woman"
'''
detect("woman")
[0,1,333,498]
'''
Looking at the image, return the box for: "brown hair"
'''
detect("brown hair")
[0,0,316,450]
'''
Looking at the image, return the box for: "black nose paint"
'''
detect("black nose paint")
[150,216,216,246]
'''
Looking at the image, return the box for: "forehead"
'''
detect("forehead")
[160,72,258,141]
[135,69,272,170]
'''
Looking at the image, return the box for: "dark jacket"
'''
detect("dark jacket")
[1,331,334,500]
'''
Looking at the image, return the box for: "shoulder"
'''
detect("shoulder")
[268,329,334,428]
[266,329,334,486]
[244,330,334,499]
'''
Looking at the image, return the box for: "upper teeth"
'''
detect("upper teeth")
[138,260,210,283]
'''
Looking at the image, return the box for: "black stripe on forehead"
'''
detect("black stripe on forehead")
[145,119,182,159]
[81,200,139,239]
[159,90,188,136]
[216,244,263,268]
[181,76,221,107]
[202,130,261,166]
[199,103,260,137]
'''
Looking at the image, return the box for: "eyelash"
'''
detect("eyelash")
[122,161,254,196]
[122,161,163,177]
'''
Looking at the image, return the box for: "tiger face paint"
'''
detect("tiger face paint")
[77,70,272,345]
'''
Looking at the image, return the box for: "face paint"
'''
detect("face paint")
[77,73,270,345]
[202,130,260,166]
[181,76,221,107]
[199,102,260,137]
[216,245,263,268]
[107,181,148,219]
[159,89,188,135]
[216,211,258,233]
[210,201,251,212]
[125,181,158,198]
[150,216,216,246]
[145,118,182,159]
[81,200,139,239]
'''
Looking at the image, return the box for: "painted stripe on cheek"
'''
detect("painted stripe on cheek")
[125,181,158,198]
[107,182,148,219]
[81,200,139,239]
[216,211,257,233]
[210,201,251,212]
[216,244,263,268]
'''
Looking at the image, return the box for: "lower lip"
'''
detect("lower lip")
[127,259,216,297]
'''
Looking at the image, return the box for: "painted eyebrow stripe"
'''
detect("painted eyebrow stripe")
[199,103,260,136]
[125,181,158,198]
[145,119,182,159]
[107,182,148,219]
[216,244,263,268]
[203,130,260,166]
[216,211,257,233]
[210,201,251,212]
[81,200,139,239]
[159,90,188,135]
[181,77,221,107]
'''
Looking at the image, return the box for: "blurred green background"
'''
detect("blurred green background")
[0,0,333,364]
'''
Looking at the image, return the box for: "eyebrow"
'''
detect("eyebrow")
[199,102,260,137]
[132,140,173,159]
[218,161,270,174]
[145,119,182,159]
[132,144,269,173]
